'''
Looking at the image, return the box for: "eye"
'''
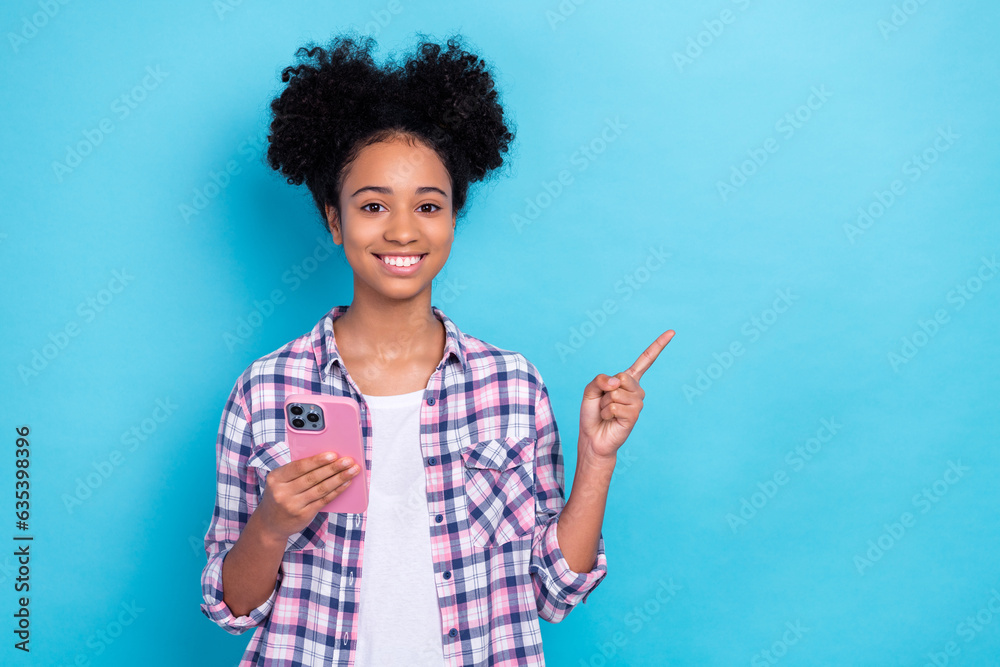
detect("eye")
[361,203,385,213]
[418,203,442,213]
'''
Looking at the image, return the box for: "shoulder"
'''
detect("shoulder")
[459,330,548,394]
[231,320,320,411]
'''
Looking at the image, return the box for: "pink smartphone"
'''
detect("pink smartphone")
[283,393,368,513]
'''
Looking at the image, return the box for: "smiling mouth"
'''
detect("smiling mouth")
[374,253,427,267]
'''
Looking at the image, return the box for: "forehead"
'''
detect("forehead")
[344,137,451,192]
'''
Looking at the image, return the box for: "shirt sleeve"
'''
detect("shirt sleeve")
[200,374,282,634]
[528,368,608,623]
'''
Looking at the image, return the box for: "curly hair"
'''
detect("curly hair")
[265,32,515,230]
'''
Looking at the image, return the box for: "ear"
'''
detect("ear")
[326,203,342,245]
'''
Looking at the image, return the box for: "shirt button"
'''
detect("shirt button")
[434,514,443,523]
[448,628,458,638]
[443,570,451,580]
[427,396,435,405]
[428,457,437,466]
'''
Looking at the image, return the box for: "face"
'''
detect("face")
[327,135,456,304]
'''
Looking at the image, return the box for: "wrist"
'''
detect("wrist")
[578,437,618,471]
[247,509,290,551]
[574,446,617,494]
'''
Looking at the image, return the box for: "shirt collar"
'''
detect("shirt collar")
[313,304,468,381]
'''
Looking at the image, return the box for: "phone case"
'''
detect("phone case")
[283,393,368,513]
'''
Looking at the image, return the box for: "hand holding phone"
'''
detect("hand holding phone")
[282,394,368,514]
[252,451,360,544]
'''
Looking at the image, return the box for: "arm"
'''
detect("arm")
[530,331,673,621]
[200,379,282,634]
[554,446,616,574]
[221,508,289,617]
[529,376,609,623]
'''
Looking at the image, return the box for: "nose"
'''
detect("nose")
[383,209,419,243]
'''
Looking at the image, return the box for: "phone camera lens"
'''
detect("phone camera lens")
[292,418,305,428]
[307,413,319,422]
[290,405,303,415]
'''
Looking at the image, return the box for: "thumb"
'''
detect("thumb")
[583,373,619,400]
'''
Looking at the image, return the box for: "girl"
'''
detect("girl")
[200,32,673,666]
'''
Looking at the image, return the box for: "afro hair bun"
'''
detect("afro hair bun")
[265,32,515,224]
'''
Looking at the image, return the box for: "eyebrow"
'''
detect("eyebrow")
[349,185,448,198]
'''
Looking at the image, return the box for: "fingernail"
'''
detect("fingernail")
[349,465,360,474]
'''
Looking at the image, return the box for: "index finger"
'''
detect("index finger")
[625,330,675,381]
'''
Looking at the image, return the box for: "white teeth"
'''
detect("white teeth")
[381,254,422,267]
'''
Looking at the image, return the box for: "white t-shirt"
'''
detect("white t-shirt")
[354,387,445,666]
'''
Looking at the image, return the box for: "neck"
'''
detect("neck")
[334,287,442,362]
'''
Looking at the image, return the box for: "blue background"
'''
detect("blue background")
[2,1,998,665]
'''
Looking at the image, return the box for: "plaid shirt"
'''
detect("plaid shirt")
[200,304,608,666]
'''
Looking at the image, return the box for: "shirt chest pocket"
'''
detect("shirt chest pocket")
[461,435,537,549]
[247,439,329,552]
